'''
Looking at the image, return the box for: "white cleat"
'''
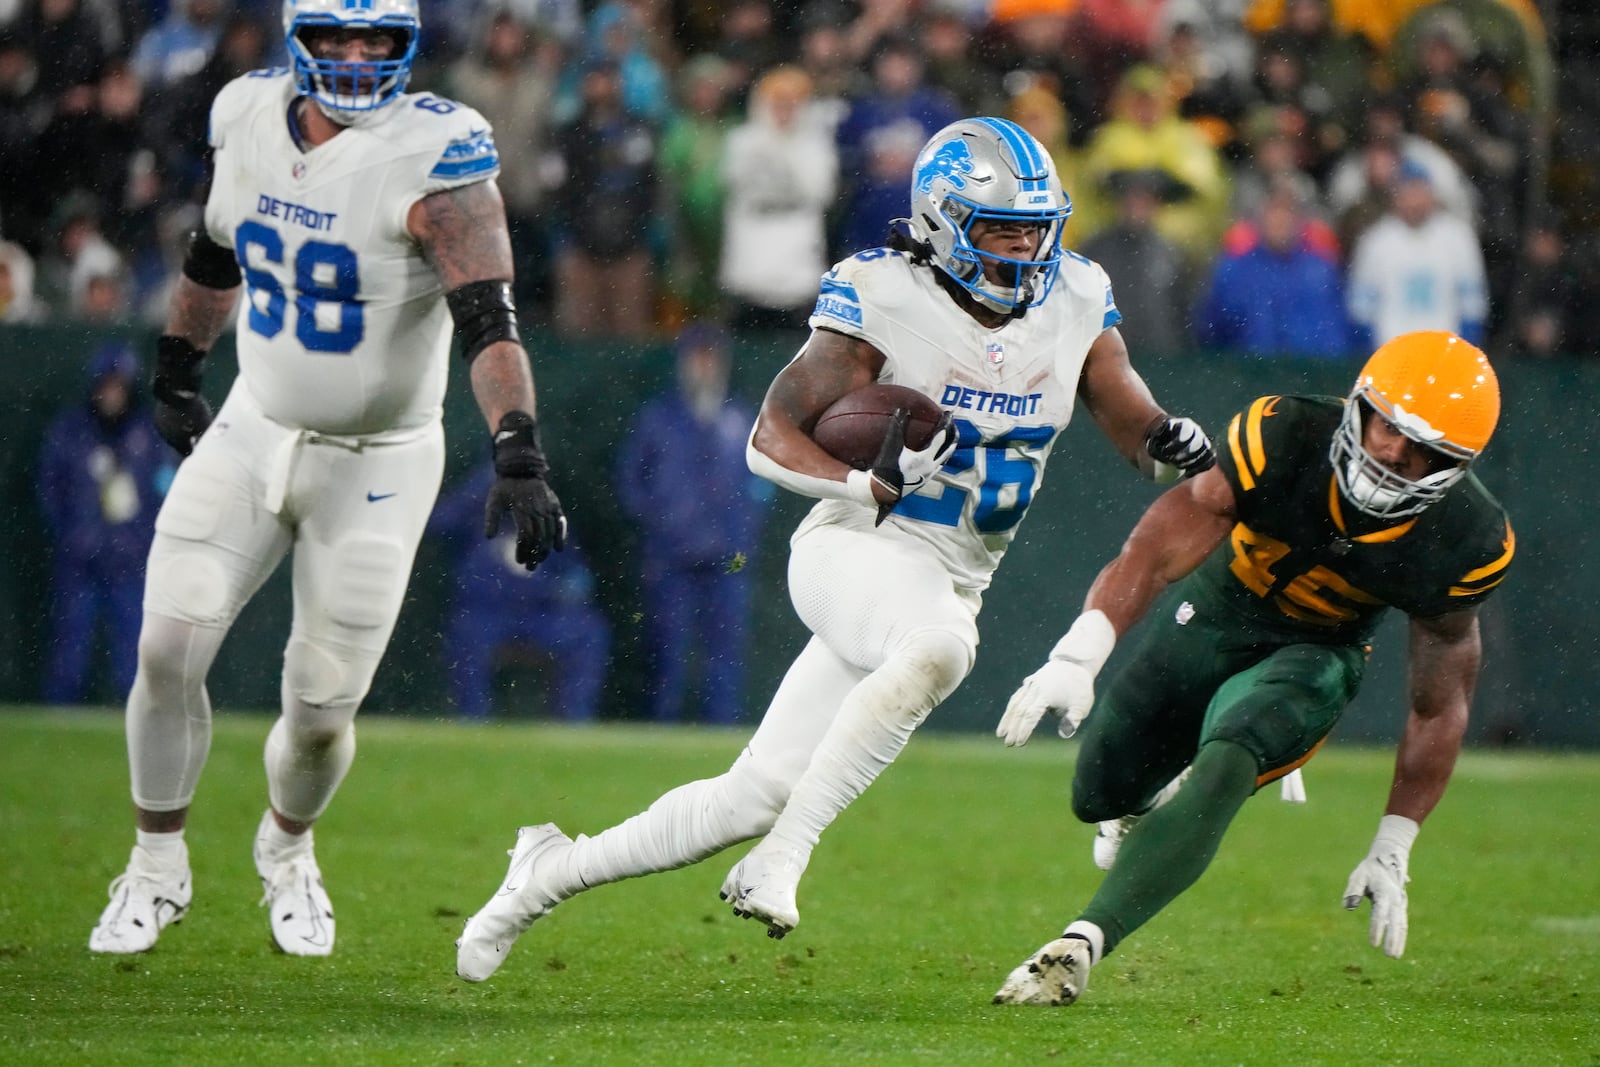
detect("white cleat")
[992,936,1095,1006]
[88,845,193,954]
[719,844,807,940]
[1092,816,1139,871]
[456,823,574,982]
[255,820,335,957]
[1094,766,1193,871]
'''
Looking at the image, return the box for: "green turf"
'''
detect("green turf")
[1,708,1596,1065]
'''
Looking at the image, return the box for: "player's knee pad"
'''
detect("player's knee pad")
[145,548,232,626]
[889,626,976,707]
[135,611,223,692]
[1070,734,1142,823]
[1070,777,1125,825]
[283,636,375,720]
[324,533,408,631]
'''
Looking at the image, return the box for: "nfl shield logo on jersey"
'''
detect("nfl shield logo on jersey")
[986,342,1005,367]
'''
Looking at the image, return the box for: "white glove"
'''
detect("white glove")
[1342,814,1419,958]
[869,410,956,525]
[997,610,1116,746]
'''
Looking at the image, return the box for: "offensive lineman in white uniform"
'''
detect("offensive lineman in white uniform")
[455,118,1216,981]
[88,0,566,956]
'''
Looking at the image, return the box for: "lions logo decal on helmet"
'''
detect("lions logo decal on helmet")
[916,139,977,195]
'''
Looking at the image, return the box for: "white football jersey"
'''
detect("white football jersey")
[800,248,1122,592]
[203,69,499,436]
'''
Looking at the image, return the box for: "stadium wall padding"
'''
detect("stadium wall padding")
[3,324,1593,747]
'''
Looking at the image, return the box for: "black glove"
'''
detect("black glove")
[484,410,567,571]
[1143,414,1215,480]
[152,335,214,457]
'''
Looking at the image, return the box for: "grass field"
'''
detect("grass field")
[1,708,1596,1066]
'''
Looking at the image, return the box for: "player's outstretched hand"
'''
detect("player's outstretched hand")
[1144,415,1215,483]
[869,409,956,526]
[1342,814,1419,959]
[998,657,1096,745]
[485,410,567,571]
[996,610,1117,746]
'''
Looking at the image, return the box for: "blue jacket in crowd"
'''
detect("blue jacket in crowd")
[615,381,770,725]
[616,390,768,582]
[1193,243,1354,360]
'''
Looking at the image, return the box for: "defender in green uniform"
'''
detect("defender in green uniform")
[991,331,1513,1007]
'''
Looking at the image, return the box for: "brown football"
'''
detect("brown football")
[812,384,946,470]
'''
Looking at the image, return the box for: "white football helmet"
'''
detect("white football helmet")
[283,0,419,127]
[905,117,1072,314]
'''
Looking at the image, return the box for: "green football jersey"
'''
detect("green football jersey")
[1180,395,1514,645]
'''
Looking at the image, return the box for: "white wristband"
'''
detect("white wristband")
[845,468,881,508]
[1374,813,1420,853]
[1047,609,1117,677]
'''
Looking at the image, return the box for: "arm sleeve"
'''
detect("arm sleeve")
[745,423,878,506]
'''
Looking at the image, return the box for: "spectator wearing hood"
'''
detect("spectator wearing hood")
[553,2,671,127]
[615,323,772,725]
[37,342,173,704]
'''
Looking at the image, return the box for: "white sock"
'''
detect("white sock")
[256,810,313,860]
[135,829,188,866]
[557,760,787,895]
[1063,920,1105,964]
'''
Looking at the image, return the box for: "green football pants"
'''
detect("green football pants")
[1071,604,1366,824]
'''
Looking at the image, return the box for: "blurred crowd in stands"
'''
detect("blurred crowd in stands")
[0,0,1593,361]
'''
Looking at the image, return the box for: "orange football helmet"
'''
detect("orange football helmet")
[1331,331,1500,517]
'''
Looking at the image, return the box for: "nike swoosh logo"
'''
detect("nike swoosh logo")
[497,847,537,897]
[366,491,397,503]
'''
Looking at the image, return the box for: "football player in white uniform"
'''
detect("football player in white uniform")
[455,118,1213,981]
[89,0,565,957]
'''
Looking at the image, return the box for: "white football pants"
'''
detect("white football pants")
[129,386,443,822]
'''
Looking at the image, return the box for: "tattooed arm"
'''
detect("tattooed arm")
[162,274,240,348]
[412,179,565,570]
[409,179,536,427]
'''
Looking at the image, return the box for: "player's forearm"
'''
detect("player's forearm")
[1384,702,1468,824]
[1082,552,1171,637]
[468,340,537,428]
[1083,481,1229,634]
[1389,613,1480,822]
[163,275,239,349]
[746,418,877,506]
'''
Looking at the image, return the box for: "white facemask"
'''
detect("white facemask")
[1342,458,1409,514]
